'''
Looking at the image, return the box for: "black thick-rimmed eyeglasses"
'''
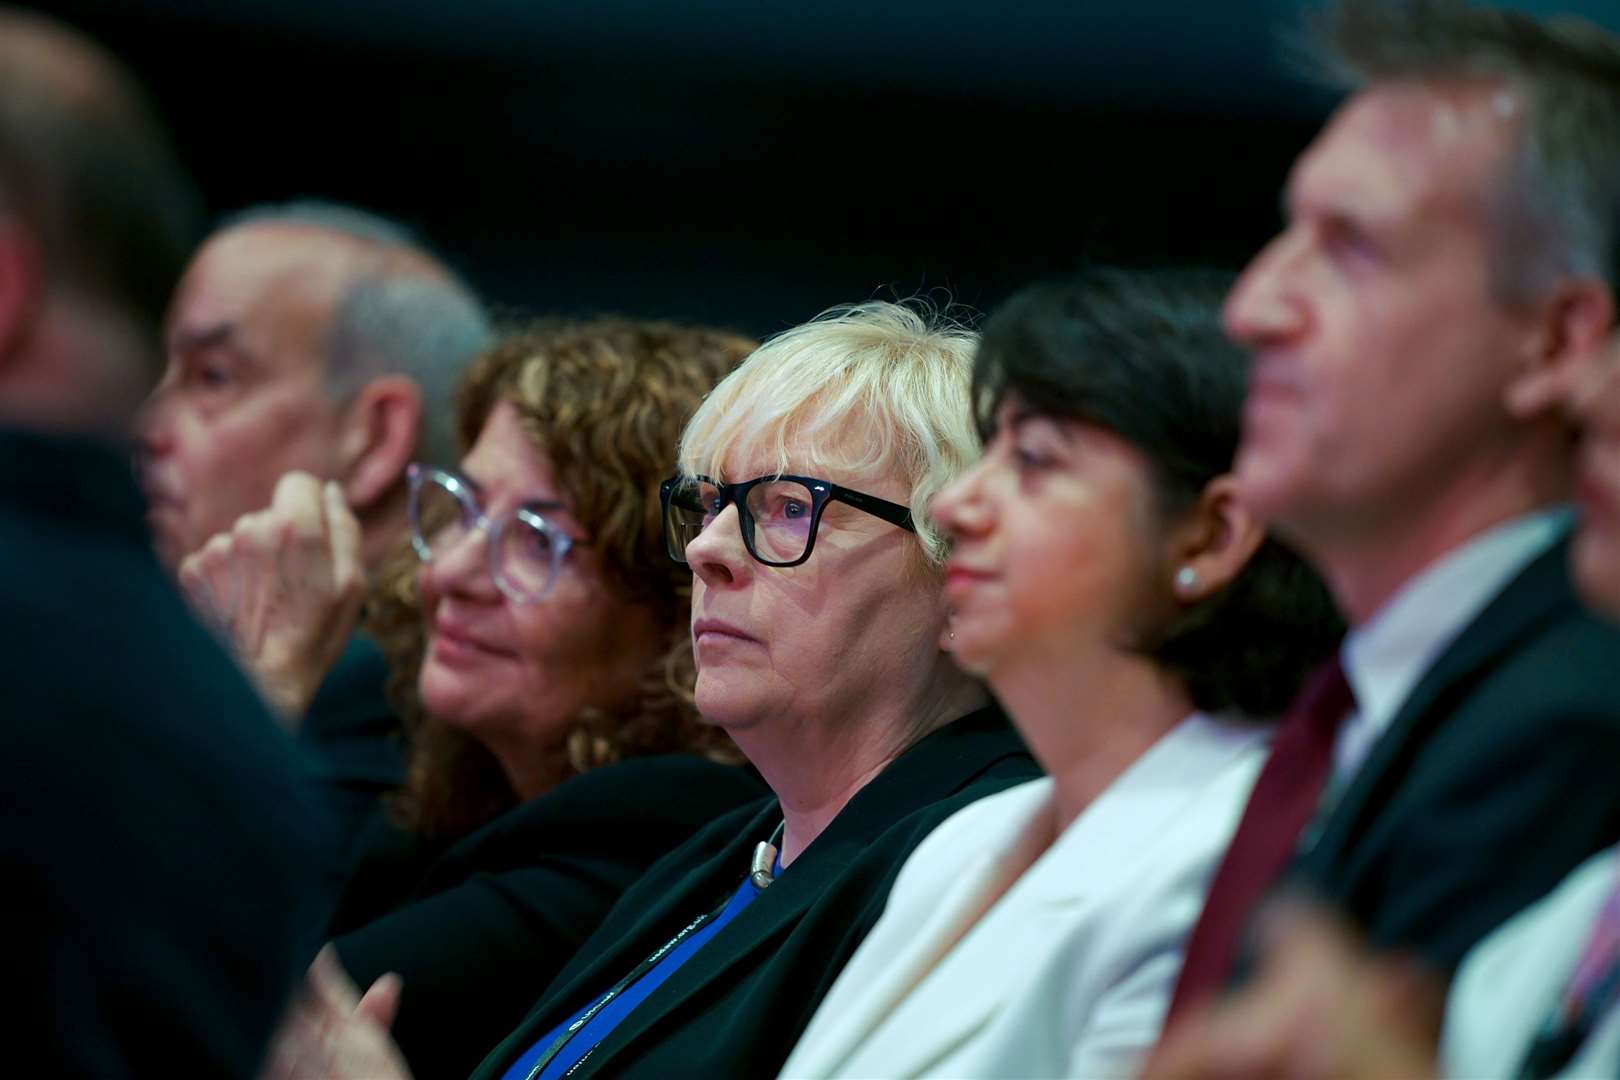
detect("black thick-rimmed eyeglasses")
[660,473,915,568]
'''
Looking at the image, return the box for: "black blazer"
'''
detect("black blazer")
[469,707,1039,1080]
[333,755,768,1080]
[302,633,406,854]
[1293,538,1620,968]
[1,429,338,1076]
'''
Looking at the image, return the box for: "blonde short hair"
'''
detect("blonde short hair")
[678,301,980,565]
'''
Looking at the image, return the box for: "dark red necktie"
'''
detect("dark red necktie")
[1164,657,1355,1026]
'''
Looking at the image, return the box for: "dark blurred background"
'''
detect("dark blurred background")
[24,0,1620,337]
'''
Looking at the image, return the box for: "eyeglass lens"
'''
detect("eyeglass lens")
[742,479,815,562]
[665,478,817,565]
[496,509,565,598]
[411,471,564,601]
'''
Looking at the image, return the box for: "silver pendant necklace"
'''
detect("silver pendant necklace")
[750,818,787,889]
[524,816,791,1079]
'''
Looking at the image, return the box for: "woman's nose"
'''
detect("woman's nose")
[425,519,500,600]
[687,502,751,588]
[932,456,994,540]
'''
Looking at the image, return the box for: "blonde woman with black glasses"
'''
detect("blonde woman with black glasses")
[268,301,1041,1080]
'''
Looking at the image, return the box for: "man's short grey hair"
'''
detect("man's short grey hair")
[221,200,415,250]
[326,275,490,468]
[1312,0,1620,303]
[224,200,492,467]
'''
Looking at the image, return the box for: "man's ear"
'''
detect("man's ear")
[1506,277,1614,419]
[0,218,40,369]
[337,374,421,512]
[1165,474,1267,605]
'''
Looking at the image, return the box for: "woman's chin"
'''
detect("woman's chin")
[944,623,1007,678]
[693,679,771,736]
[418,665,482,731]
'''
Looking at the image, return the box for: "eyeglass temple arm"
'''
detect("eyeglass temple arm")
[832,487,915,532]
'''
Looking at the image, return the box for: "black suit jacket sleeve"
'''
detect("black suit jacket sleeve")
[300,634,406,854]
[1,430,340,1077]
[332,755,767,1080]
[1294,542,1620,971]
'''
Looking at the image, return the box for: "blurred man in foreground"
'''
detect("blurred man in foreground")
[1147,319,1620,1080]
[0,8,336,1075]
[1166,0,1620,1026]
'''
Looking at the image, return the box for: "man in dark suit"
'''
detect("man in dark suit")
[1167,0,1620,1021]
[0,9,338,1074]
[137,203,493,843]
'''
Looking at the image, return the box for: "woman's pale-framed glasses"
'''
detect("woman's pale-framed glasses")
[407,462,575,603]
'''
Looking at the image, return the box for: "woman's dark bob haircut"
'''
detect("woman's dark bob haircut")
[972,267,1343,717]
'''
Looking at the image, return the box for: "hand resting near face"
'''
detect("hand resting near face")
[179,471,367,726]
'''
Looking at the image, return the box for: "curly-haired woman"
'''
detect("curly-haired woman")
[204,317,767,1079]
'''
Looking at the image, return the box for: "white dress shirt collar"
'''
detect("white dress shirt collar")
[1334,506,1573,779]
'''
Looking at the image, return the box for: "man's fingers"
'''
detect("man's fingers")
[324,481,366,603]
[231,510,285,651]
[179,532,234,627]
[355,973,403,1030]
[308,945,362,1014]
[231,508,280,565]
[189,530,235,576]
[271,471,329,542]
[177,548,213,610]
[261,993,330,1080]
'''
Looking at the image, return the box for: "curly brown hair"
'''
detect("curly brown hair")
[369,317,756,839]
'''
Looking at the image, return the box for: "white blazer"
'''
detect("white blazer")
[779,712,1269,1079]
[1443,847,1620,1079]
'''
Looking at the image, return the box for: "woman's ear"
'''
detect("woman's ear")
[338,375,422,512]
[1166,474,1266,605]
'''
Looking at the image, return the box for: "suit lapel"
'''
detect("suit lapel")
[799,714,1267,1078]
[841,795,1053,1076]
[575,710,1027,1072]
[574,817,832,1068]
[1303,541,1576,870]
[471,800,777,1079]
[879,892,1091,1077]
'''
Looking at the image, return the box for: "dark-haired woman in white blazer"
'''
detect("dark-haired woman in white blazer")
[781,270,1344,1079]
